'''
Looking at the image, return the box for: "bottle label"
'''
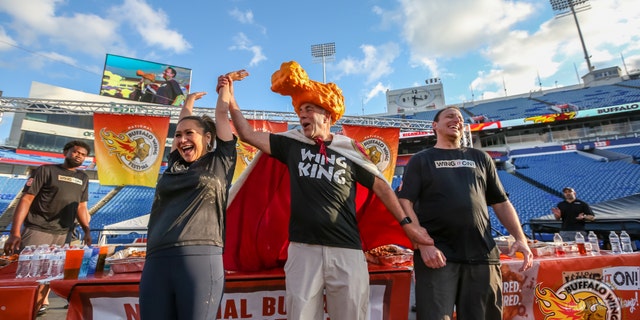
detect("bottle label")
[18,255,32,261]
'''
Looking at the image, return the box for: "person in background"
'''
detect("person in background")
[552,187,595,241]
[139,72,241,319]
[397,106,533,320]
[222,61,432,320]
[3,140,92,315]
[152,66,183,105]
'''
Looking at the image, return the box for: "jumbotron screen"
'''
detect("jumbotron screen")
[100,54,192,105]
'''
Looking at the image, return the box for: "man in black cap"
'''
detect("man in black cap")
[552,187,595,240]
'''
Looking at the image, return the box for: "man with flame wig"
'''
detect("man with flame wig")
[221,61,433,320]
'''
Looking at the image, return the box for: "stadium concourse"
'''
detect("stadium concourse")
[0,74,640,244]
[0,69,639,319]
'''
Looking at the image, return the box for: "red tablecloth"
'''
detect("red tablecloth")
[49,264,412,320]
[6,251,640,320]
[0,263,48,320]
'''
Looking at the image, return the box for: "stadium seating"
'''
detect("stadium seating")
[87,182,116,209]
[458,79,640,122]
[0,176,26,214]
[89,186,155,242]
[463,97,550,121]
[513,151,640,204]
[490,171,561,235]
[606,145,640,160]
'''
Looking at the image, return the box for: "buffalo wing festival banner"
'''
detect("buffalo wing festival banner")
[500,253,640,320]
[93,113,170,187]
[231,120,287,183]
[341,125,400,183]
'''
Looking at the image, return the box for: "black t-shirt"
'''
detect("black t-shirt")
[398,147,507,264]
[152,79,182,105]
[557,199,593,231]
[23,164,89,234]
[270,134,375,249]
[146,136,237,255]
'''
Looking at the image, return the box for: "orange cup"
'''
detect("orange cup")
[95,246,109,275]
[63,249,84,280]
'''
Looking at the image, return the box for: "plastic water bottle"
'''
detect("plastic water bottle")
[36,245,52,277]
[78,246,93,278]
[553,233,565,255]
[609,231,622,254]
[620,230,633,253]
[87,246,100,275]
[15,245,34,279]
[46,245,64,278]
[587,231,600,253]
[575,232,587,255]
[54,246,67,277]
[27,245,46,278]
[0,235,7,248]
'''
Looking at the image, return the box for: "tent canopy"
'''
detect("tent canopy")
[528,194,640,238]
[98,214,149,245]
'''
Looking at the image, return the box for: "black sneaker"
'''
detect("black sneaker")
[37,304,48,315]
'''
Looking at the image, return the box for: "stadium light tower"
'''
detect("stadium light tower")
[311,42,336,83]
[550,0,593,72]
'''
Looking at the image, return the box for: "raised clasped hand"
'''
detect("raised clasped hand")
[225,69,249,81]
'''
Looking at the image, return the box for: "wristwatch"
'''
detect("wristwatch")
[399,217,412,226]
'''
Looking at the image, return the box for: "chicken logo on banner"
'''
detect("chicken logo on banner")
[361,136,391,173]
[525,112,577,124]
[99,127,161,172]
[534,280,620,320]
[237,140,258,167]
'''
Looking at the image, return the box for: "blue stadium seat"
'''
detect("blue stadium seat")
[513,152,640,204]
[0,176,26,214]
[89,186,155,241]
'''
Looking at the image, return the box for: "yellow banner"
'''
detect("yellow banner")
[93,113,170,187]
[231,120,287,183]
[341,125,400,183]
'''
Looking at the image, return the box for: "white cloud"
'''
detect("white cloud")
[229,33,267,67]
[0,26,17,51]
[471,0,640,98]
[399,0,534,59]
[335,42,400,83]
[111,0,191,54]
[229,8,267,34]
[229,8,254,24]
[392,0,640,101]
[0,0,122,56]
[363,82,390,105]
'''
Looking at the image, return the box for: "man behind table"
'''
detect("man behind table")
[552,187,595,241]
[3,140,92,314]
[397,106,533,320]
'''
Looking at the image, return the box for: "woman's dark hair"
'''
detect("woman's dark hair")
[178,115,217,151]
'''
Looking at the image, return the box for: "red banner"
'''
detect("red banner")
[93,113,170,187]
[341,125,400,183]
[231,120,287,183]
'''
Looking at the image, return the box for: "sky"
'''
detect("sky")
[0,0,639,122]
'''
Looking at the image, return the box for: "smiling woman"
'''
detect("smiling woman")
[173,115,213,164]
[138,84,238,319]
